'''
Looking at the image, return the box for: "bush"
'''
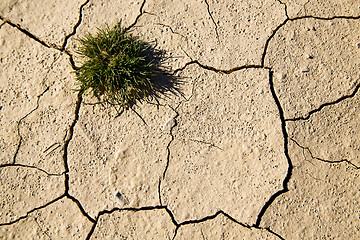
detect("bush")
[74,23,159,110]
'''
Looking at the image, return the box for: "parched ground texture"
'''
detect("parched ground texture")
[1,0,360,239]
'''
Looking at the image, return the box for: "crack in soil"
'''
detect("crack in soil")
[0,15,79,72]
[60,94,97,225]
[204,0,220,43]
[85,204,284,240]
[33,216,52,240]
[10,53,60,167]
[12,86,49,164]
[0,195,66,227]
[262,15,360,66]
[162,103,180,180]
[65,194,96,223]
[0,164,63,177]
[155,22,189,45]
[174,210,284,240]
[276,0,289,19]
[261,18,289,67]
[161,74,198,178]
[61,0,90,51]
[62,94,82,174]
[85,205,178,240]
[0,21,6,28]
[286,81,360,122]
[0,0,93,52]
[2,1,360,238]
[292,12,360,21]
[124,0,147,32]
[254,69,292,227]
[291,138,360,169]
[173,59,267,75]
[158,176,163,205]
[0,16,59,49]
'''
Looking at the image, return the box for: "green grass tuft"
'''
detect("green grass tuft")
[74,23,159,110]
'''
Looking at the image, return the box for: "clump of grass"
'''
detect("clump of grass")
[74,23,158,110]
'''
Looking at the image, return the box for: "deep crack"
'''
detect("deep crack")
[66,194,96,223]
[124,0,147,32]
[162,104,180,180]
[0,20,6,28]
[286,82,360,122]
[174,210,284,240]
[221,211,284,239]
[85,205,178,240]
[0,16,59,49]
[61,0,90,50]
[158,176,163,205]
[187,138,223,150]
[174,60,266,75]
[0,15,79,72]
[261,13,360,68]
[276,0,289,19]
[60,93,96,225]
[254,69,293,227]
[261,18,289,67]
[291,12,360,20]
[0,195,66,227]
[62,93,82,174]
[179,211,222,226]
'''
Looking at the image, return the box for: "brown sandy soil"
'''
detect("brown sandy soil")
[1,0,360,239]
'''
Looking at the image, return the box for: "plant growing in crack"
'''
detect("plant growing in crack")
[74,22,174,113]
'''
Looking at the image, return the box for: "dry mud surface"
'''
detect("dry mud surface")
[1,0,360,239]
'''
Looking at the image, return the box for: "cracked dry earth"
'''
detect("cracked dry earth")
[1,0,360,239]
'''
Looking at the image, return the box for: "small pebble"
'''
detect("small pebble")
[163,118,176,132]
[306,53,313,59]
[301,66,310,73]
[114,191,129,205]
